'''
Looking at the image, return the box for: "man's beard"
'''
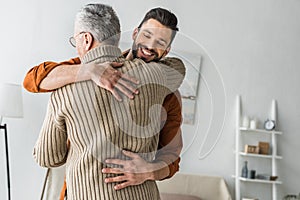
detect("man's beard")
[131,42,162,62]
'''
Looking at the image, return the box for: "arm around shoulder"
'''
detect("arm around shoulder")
[23,57,81,93]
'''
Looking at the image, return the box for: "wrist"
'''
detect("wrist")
[147,163,157,181]
[85,63,95,80]
[147,161,169,181]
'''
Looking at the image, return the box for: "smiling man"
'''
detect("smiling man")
[129,18,176,62]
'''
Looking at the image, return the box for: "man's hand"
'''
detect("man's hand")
[87,62,139,101]
[102,150,168,190]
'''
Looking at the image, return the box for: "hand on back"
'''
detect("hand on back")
[88,61,139,101]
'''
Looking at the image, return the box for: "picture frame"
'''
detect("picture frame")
[169,50,202,125]
[244,144,259,154]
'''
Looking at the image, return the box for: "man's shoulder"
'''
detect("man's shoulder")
[164,90,181,105]
[159,57,184,67]
[123,57,184,67]
[123,58,162,70]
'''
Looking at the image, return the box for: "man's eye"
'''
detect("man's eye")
[157,41,166,47]
[143,33,151,38]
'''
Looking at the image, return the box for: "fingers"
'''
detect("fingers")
[121,73,140,85]
[102,167,123,174]
[99,61,123,68]
[103,62,139,85]
[103,174,131,190]
[105,158,125,166]
[101,70,139,101]
[110,62,123,68]
[92,61,140,101]
[115,72,139,95]
[102,152,147,190]
[110,88,122,101]
[102,171,135,190]
[121,150,139,159]
[117,78,138,93]
[114,182,131,190]
[114,82,137,100]
[109,77,139,100]
[104,175,127,185]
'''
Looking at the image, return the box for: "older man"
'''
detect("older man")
[33,4,185,200]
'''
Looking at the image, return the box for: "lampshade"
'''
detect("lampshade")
[0,83,23,118]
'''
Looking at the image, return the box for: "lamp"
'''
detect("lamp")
[0,83,23,200]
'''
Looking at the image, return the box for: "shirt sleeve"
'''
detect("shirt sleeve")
[33,97,68,168]
[155,90,183,180]
[23,57,81,93]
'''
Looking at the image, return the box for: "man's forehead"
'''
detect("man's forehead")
[141,26,171,33]
[140,19,172,32]
[140,20,172,41]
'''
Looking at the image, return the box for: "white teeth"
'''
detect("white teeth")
[141,48,152,56]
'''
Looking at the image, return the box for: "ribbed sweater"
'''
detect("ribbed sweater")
[33,45,185,200]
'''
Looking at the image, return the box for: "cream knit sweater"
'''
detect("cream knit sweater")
[34,45,185,200]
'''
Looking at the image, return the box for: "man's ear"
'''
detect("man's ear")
[84,32,94,51]
[132,28,139,40]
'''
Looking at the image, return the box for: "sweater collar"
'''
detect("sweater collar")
[81,45,123,64]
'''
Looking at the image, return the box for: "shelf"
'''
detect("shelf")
[232,176,282,184]
[239,152,283,159]
[235,96,282,200]
[238,177,282,184]
[239,127,282,135]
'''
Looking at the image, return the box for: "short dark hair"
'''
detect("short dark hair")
[137,7,179,45]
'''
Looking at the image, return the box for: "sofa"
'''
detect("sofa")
[157,173,232,200]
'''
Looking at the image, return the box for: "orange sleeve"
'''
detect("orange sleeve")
[59,178,67,200]
[23,57,81,93]
[156,90,183,179]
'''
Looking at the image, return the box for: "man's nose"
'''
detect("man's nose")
[144,38,156,49]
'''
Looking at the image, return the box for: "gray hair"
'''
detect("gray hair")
[75,4,120,45]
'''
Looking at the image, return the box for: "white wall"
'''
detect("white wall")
[0,0,299,199]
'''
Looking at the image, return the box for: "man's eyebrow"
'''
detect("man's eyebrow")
[143,29,153,35]
[158,38,167,45]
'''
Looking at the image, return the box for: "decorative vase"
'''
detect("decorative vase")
[241,161,248,178]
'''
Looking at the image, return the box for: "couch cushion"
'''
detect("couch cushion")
[160,193,201,200]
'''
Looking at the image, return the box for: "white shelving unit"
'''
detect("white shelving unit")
[234,95,282,200]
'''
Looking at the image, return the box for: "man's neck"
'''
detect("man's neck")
[123,49,133,60]
[81,45,122,64]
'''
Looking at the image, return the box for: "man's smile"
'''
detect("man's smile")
[137,45,159,61]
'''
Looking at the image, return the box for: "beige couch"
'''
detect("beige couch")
[157,173,232,200]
